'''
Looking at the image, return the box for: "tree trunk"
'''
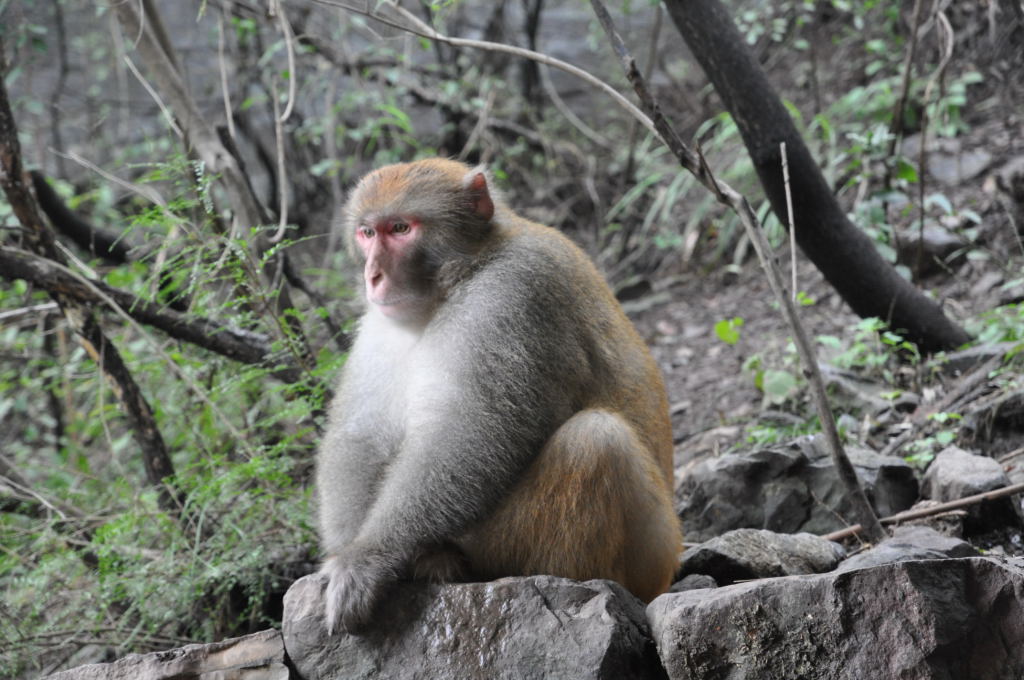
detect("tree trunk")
[663,0,971,353]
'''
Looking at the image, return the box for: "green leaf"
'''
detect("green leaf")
[796,291,816,306]
[714,317,744,346]
[895,158,919,183]
[817,334,842,349]
[761,369,798,404]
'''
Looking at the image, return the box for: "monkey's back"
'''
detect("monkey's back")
[436,214,674,487]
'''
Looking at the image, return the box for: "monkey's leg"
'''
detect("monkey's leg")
[461,409,681,602]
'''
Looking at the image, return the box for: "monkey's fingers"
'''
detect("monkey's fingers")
[320,548,398,635]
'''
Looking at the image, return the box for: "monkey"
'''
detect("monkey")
[316,158,681,634]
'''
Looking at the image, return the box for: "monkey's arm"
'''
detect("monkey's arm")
[317,315,417,555]
[363,338,571,548]
[316,422,389,554]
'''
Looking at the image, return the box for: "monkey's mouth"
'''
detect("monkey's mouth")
[370,294,417,317]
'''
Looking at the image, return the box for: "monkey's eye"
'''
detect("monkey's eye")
[391,220,410,235]
[359,226,375,238]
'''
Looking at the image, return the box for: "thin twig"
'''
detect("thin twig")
[821,480,1024,542]
[458,89,496,162]
[270,0,297,123]
[915,10,955,278]
[311,0,659,140]
[587,0,886,541]
[0,302,59,324]
[887,0,925,155]
[60,149,167,207]
[539,65,611,148]
[997,445,1024,464]
[217,10,236,141]
[781,142,797,301]
[268,77,290,243]
[123,55,183,138]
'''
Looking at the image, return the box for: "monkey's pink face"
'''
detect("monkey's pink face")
[354,216,426,320]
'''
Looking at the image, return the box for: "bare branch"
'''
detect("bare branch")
[113,0,317,376]
[0,42,180,513]
[0,246,302,382]
[822,481,1024,542]
[312,0,658,139]
[587,0,886,541]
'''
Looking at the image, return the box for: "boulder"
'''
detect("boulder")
[836,525,978,572]
[676,440,918,541]
[45,629,287,680]
[678,529,845,584]
[648,557,1024,680]
[283,573,665,680]
[921,446,1022,533]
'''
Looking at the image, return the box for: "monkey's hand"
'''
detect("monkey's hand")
[320,544,400,635]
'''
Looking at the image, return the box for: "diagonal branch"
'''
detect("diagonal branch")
[0,42,180,514]
[588,0,886,542]
[0,246,303,383]
[113,0,317,376]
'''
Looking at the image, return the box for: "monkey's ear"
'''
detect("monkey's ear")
[465,172,495,222]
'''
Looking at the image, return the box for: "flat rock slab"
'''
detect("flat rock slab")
[283,573,666,680]
[648,557,1024,680]
[679,528,845,584]
[45,629,287,680]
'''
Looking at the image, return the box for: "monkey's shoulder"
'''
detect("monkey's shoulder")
[429,223,638,371]
[472,222,616,306]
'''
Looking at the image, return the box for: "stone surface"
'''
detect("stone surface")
[818,364,899,414]
[676,440,918,541]
[903,134,994,185]
[896,224,965,276]
[836,525,978,572]
[921,446,1021,533]
[648,557,1024,680]
[678,529,845,584]
[932,342,1014,376]
[668,574,717,593]
[283,573,666,680]
[45,630,287,680]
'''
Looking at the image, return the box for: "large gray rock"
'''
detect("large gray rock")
[921,446,1021,533]
[648,557,1024,680]
[678,529,845,584]
[283,573,665,680]
[836,525,978,572]
[45,629,287,680]
[676,440,918,541]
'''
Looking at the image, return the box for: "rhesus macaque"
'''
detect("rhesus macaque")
[317,158,681,633]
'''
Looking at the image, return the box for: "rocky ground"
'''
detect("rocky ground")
[637,117,1024,562]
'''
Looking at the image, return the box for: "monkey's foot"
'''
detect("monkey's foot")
[411,542,469,583]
